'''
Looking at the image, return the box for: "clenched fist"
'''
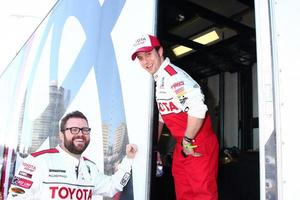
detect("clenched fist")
[126,144,138,159]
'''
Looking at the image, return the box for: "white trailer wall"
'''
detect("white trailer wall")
[255,0,300,199]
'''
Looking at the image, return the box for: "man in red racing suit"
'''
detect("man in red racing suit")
[7,111,137,200]
[131,34,218,200]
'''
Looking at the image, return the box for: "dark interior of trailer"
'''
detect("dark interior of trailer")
[151,0,259,199]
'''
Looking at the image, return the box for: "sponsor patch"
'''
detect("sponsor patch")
[11,176,33,189]
[22,162,36,172]
[19,171,32,179]
[49,169,67,178]
[120,172,131,186]
[179,96,188,105]
[49,174,67,178]
[171,81,184,90]
[49,169,66,173]
[10,187,25,194]
[175,87,185,96]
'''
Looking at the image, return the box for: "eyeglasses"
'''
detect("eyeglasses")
[63,127,91,135]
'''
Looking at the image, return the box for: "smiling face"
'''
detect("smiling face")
[136,47,164,75]
[59,117,90,156]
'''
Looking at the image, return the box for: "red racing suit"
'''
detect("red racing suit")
[154,58,219,200]
[7,145,132,200]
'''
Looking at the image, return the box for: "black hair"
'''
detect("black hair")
[60,111,88,131]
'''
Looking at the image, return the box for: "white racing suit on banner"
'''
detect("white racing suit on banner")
[7,145,132,200]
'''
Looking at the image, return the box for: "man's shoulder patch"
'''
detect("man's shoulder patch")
[164,65,177,76]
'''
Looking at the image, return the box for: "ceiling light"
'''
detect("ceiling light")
[172,30,219,57]
[194,30,219,45]
[172,46,192,57]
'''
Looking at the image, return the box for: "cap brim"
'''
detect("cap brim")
[131,46,155,60]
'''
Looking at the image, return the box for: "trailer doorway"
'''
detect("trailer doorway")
[151,0,259,199]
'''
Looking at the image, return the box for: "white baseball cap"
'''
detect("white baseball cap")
[131,34,161,60]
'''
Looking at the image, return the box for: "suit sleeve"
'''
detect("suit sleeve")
[93,157,133,197]
[169,73,207,118]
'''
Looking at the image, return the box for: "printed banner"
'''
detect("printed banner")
[0,0,157,199]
